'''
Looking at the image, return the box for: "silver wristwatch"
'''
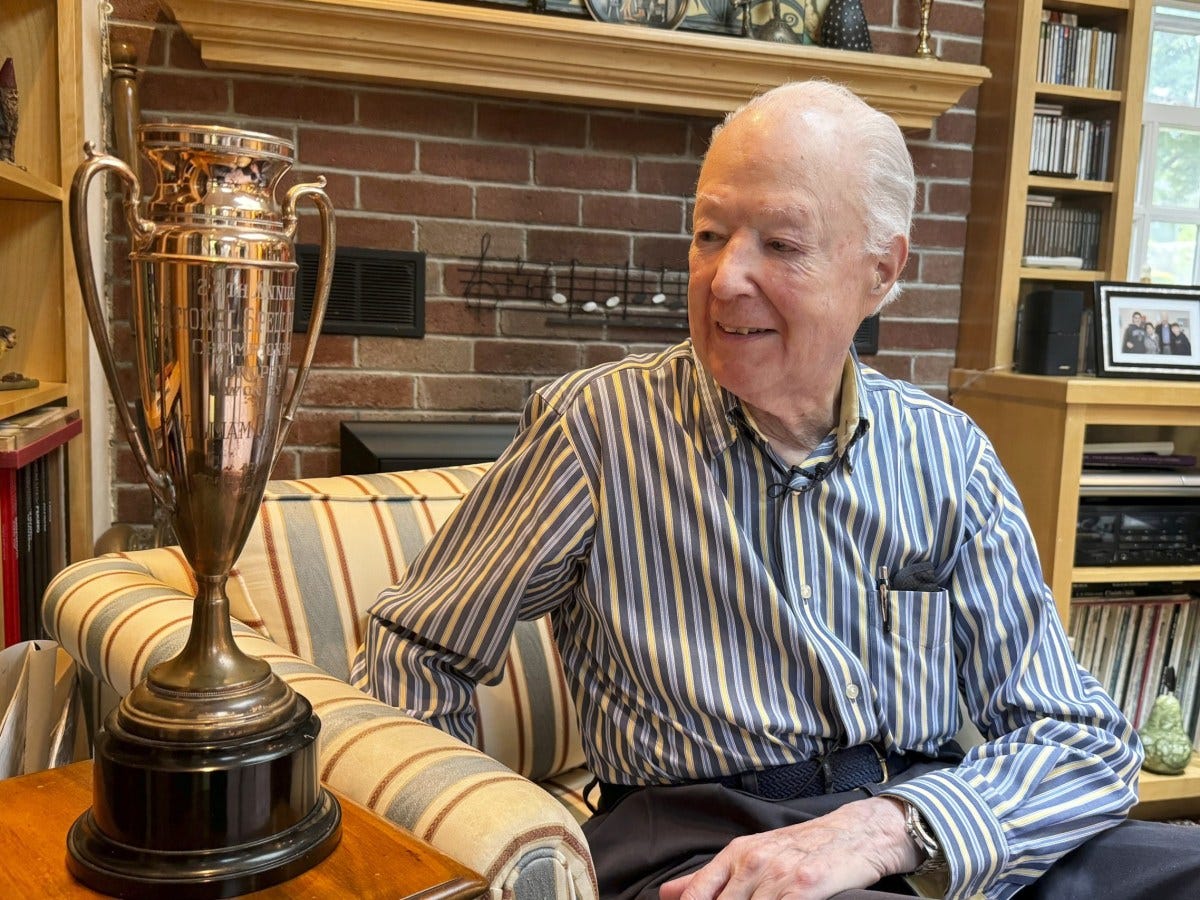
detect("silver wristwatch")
[902,800,948,875]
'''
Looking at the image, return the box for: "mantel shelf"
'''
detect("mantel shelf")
[161,0,990,129]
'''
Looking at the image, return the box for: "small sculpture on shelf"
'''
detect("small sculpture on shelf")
[0,325,38,391]
[1139,667,1194,776]
[1,57,18,163]
[819,0,872,52]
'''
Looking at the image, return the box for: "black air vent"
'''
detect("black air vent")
[854,314,880,356]
[295,245,425,337]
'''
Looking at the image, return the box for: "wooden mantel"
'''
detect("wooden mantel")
[161,0,989,130]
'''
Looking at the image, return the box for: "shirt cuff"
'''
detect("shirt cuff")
[883,768,1009,900]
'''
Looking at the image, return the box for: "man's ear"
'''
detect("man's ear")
[874,234,908,298]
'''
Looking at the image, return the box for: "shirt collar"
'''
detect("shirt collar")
[691,341,870,464]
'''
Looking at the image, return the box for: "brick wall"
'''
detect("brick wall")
[103,0,984,526]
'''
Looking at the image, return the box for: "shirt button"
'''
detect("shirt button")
[846,683,861,700]
[801,585,813,599]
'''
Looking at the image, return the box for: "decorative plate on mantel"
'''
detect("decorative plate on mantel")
[582,0,689,29]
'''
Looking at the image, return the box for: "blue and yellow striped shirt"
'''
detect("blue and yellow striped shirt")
[353,341,1141,899]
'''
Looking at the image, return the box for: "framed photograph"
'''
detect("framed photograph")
[1094,281,1200,379]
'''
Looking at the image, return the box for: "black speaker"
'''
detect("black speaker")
[1015,289,1085,375]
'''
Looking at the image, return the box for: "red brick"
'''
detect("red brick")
[478,103,587,148]
[116,485,154,525]
[912,216,968,250]
[583,343,632,367]
[168,26,205,69]
[115,446,143,484]
[289,334,356,368]
[271,449,300,480]
[591,114,689,156]
[908,144,974,181]
[926,182,971,216]
[934,109,978,146]
[358,91,474,136]
[636,159,700,198]
[425,298,498,336]
[296,447,341,478]
[688,119,721,157]
[535,151,632,190]
[358,336,473,372]
[420,141,530,183]
[527,229,629,266]
[937,37,985,67]
[499,307,607,342]
[606,321,686,345]
[417,375,528,411]
[110,0,161,21]
[871,32,913,59]
[880,319,958,352]
[360,176,472,217]
[140,72,229,114]
[287,409,346,446]
[632,235,691,270]
[300,214,414,251]
[887,286,961,320]
[477,186,579,226]
[912,353,955,386]
[302,371,415,408]
[298,129,416,174]
[897,2,984,40]
[285,169,356,212]
[865,353,912,381]
[918,251,965,285]
[419,221,523,259]
[233,79,355,125]
[474,339,581,375]
[582,195,685,233]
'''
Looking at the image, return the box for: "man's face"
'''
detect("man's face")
[687,109,888,412]
[1133,314,1143,326]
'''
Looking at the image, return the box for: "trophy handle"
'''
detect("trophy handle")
[69,143,177,514]
[277,178,335,465]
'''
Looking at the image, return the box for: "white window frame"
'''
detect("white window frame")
[1131,2,1200,283]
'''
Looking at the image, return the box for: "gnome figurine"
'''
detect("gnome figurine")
[1139,667,1194,775]
[0,57,17,163]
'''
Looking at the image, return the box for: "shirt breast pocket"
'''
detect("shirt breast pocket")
[869,588,957,745]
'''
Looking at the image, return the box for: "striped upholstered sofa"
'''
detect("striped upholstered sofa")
[44,464,597,900]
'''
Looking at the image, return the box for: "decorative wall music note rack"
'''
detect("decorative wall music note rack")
[462,234,689,330]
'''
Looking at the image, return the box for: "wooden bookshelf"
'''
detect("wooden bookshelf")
[0,0,92,563]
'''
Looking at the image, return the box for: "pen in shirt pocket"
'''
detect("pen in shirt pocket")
[876,565,890,632]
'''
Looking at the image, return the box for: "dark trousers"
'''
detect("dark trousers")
[582,760,1200,900]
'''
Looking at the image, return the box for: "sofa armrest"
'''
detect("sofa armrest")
[44,555,597,900]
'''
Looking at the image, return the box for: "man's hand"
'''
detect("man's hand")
[658,796,921,900]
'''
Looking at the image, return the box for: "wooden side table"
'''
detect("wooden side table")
[0,761,488,899]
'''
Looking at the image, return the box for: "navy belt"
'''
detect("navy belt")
[594,743,912,814]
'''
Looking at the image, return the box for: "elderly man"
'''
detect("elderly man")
[353,81,1198,899]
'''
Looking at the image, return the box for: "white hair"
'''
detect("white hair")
[708,80,915,307]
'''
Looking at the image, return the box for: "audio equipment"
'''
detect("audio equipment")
[1075,499,1200,566]
[1015,288,1085,375]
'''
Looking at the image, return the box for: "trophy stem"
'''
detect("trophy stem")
[915,0,936,59]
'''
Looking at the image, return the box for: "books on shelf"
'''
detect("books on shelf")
[1029,105,1112,181]
[1022,198,1101,269]
[0,406,79,648]
[1084,441,1176,456]
[1038,11,1117,91]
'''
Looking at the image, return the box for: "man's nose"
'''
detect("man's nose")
[709,235,757,299]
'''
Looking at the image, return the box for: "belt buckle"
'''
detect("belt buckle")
[871,742,890,784]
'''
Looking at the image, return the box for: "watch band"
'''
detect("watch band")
[903,800,948,875]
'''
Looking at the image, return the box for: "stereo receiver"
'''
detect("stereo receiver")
[1075,500,1200,566]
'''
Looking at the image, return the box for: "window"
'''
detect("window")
[1131,2,1200,283]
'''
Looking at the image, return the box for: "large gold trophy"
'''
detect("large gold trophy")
[68,125,340,897]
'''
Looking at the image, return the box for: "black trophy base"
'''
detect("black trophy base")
[66,698,342,899]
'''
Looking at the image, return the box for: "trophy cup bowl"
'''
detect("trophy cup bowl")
[68,124,341,898]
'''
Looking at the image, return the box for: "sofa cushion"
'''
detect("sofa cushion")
[228,463,585,781]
